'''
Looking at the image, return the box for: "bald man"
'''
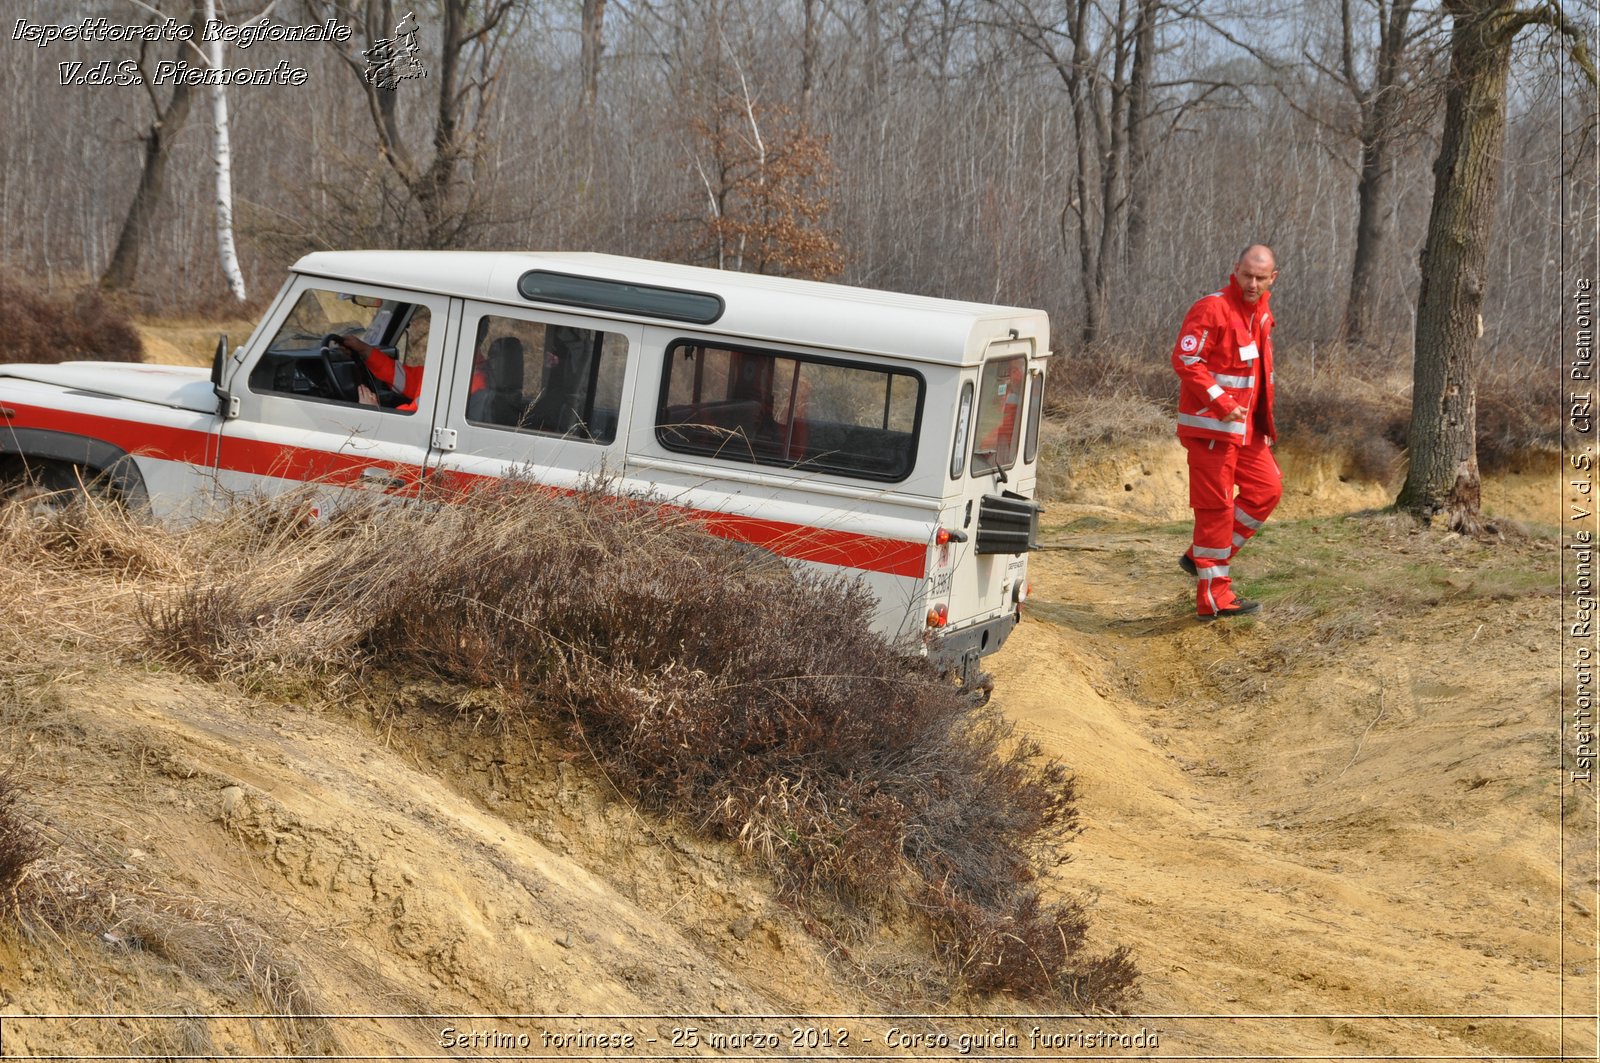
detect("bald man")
[1170,244,1283,620]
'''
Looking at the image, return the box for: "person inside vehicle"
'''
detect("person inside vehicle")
[333,310,429,411]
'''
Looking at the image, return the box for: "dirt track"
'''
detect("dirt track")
[994,508,1580,1058]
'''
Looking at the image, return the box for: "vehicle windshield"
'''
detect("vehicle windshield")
[268,290,387,350]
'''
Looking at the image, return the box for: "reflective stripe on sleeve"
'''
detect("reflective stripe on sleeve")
[1180,355,1203,366]
[1206,383,1225,400]
[1213,372,1253,389]
[1178,413,1247,435]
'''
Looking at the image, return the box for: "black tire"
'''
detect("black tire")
[0,456,113,513]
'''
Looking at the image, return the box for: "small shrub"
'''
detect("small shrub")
[0,277,143,366]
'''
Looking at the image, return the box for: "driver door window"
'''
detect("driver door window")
[249,288,432,415]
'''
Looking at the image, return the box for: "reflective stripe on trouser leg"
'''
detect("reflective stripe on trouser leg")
[1228,437,1283,558]
[1192,506,1238,615]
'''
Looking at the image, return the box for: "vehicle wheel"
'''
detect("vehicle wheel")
[0,457,108,514]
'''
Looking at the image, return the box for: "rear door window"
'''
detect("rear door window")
[971,356,1026,476]
[657,341,922,482]
[462,312,629,443]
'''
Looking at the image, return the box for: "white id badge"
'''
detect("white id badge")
[1239,341,1259,362]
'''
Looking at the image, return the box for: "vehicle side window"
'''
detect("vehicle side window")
[656,341,922,482]
[972,356,1026,476]
[1023,368,1044,465]
[249,288,430,414]
[464,313,628,443]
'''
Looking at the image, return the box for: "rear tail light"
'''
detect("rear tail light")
[926,603,949,628]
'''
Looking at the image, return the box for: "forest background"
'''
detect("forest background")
[1,0,1593,381]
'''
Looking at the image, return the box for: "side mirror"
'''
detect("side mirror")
[211,334,232,412]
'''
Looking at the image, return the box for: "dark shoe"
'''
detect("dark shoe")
[1197,599,1261,621]
[1179,552,1197,577]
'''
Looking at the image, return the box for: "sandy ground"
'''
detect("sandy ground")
[0,431,1591,1058]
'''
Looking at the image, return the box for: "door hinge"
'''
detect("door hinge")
[431,426,458,451]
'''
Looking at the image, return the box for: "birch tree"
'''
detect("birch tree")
[204,0,260,301]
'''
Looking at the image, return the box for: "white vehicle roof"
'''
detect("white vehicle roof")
[291,250,1050,367]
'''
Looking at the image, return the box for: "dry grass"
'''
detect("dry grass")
[12,845,336,1053]
[0,770,43,917]
[0,494,190,666]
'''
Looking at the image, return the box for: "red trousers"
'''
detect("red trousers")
[1182,436,1282,615]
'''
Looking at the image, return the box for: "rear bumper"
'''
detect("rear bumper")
[927,610,1018,676]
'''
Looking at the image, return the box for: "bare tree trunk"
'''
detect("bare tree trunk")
[100,7,204,292]
[862,0,885,99]
[1343,0,1418,345]
[1397,1,1512,531]
[1062,0,1103,346]
[580,0,607,113]
[800,0,819,120]
[1123,0,1159,274]
[1345,127,1393,344]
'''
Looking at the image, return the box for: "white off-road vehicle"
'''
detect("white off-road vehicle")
[0,252,1048,680]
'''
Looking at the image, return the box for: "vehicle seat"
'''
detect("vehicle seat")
[466,336,525,426]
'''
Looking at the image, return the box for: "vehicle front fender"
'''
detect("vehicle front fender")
[0,427,150,507]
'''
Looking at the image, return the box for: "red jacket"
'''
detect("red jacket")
[1171,277,1276,446]
[362,348,424,411]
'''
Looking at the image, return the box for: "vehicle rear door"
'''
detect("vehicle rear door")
[940,336,1043,633]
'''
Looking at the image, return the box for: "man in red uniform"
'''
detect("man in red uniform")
[1171,244,1283,620]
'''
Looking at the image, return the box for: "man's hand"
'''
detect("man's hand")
[1222,405,1248,423]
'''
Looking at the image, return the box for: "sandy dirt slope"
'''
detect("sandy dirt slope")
[0,667,874,1056]
[0,446,1591,1059]
[986,458,1588,1059]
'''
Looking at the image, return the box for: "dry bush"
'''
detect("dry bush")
[144,484,1137,1006]
[1472,354,1563,473]
[1270,371,1409,484]
[0,278,143,365]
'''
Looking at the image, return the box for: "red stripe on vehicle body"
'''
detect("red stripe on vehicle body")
[2,402,928,578]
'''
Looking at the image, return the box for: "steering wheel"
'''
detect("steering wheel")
[319,333,387,404]
[318,334,356,402]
